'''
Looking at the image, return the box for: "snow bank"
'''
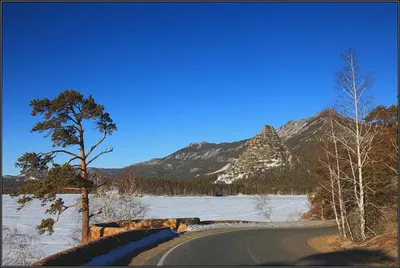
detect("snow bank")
[186,220,336,232]
[83,229,178,266]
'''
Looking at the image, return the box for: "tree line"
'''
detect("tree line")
[132,164,316,196]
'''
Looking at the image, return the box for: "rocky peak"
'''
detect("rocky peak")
[261,125,274,136]
[187,142,209,149]
[215,125,292,184]
[277,119,308,141]
[277,108,338,142]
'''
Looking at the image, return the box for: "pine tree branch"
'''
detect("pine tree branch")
[86,133,107,159]
[66,156,80,166]
[62,112,79,126]
[87,148,113,166]
[40,150,82,159]
[62,187,81,191]
[55,200,83,223]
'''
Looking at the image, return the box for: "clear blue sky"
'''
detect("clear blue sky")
[3,3,398,175]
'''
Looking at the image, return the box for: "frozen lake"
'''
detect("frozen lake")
[2,194,309,260]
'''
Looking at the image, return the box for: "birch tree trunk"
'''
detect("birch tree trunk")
[350,54,367,241]
[329,169,342,235]
[328,111,347,238]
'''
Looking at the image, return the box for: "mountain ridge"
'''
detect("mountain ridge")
[4,109,334,181]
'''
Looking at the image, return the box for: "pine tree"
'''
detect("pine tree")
[12,89,117,244]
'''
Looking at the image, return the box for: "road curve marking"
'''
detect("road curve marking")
[156,229,242,266]
[246,237,260,265]
[157,240,187,266]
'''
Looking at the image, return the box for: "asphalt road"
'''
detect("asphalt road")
[145,226,340,265]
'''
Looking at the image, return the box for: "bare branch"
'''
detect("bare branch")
[89,209,102,219]
[87,147,113,166]
[85,133,107,159]
[40,150,82,159]
[66,156,80,166]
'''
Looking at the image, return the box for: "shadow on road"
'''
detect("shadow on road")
[113,235,179,266]
[261,249,397,266]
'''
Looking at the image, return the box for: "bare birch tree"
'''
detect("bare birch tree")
[254,195,272,221]
[69,172,149,246]
[333,49,379,241]
[319,108,350,238]
[2,225,45,266]
[89,179,149,224]
[319,145,341,234]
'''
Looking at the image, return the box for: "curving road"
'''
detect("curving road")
[144,226,340,266]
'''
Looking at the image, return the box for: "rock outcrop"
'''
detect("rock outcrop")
[215,125,292,184]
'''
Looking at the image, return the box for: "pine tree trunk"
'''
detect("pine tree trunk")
[80,158,90,243]
[81,187,90,243]
[79,124,90,244]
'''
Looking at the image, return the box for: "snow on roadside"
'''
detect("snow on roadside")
[186,220,336,232]
[83,229,178,266]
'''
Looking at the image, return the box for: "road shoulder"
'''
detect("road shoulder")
[307,234,343,253]
[307,234,398,266]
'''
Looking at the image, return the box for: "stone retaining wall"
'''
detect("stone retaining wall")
[200,220,262,224]
[89,218,200,240]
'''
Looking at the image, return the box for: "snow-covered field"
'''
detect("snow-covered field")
[2,194,309,260]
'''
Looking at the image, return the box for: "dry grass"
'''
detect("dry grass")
[357,230,398,256]
[308,228,398,266]
[308,234,344,253]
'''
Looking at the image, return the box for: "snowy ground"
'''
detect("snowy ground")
[2,194,309,260]
[186,220,335,232]
[141,195,309,221]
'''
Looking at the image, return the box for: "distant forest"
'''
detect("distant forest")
[132,163,316,196]
[3,163,316,196]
